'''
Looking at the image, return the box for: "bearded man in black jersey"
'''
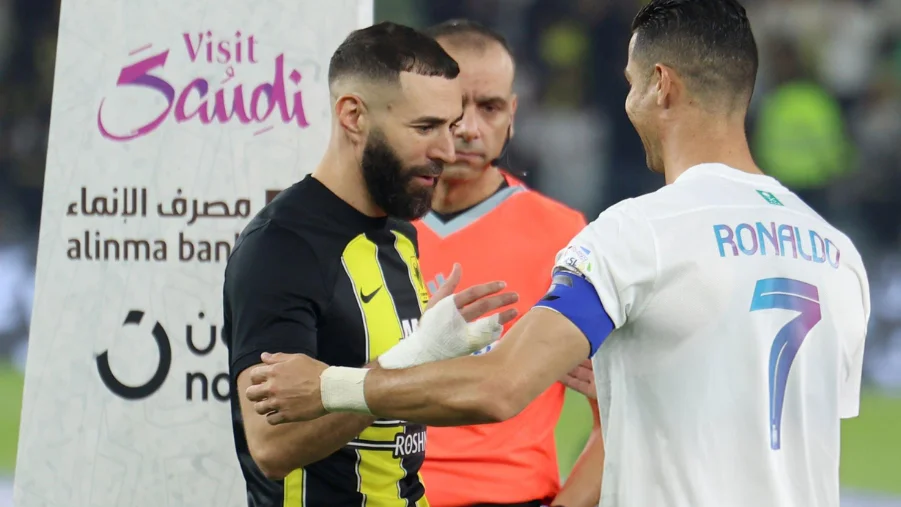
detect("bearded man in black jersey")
[222,21,519,507]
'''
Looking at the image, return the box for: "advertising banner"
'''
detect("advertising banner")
[14,1,372,506]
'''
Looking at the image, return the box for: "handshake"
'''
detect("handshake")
[245,263,520,424]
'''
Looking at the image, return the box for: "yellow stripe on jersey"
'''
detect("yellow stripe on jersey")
[392,230,430,311]
[283,469,304,507]
[391,231,433,507]
[342,233,407,507]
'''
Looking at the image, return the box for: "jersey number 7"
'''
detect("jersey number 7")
[750,277,822,451]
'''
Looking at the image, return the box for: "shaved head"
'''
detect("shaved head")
[328,22,460,96]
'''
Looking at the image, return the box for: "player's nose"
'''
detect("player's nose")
[429,129,456,164]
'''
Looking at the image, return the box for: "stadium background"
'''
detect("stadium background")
[0,0,899,504]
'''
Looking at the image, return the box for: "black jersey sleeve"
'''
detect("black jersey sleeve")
[224,221,331,380]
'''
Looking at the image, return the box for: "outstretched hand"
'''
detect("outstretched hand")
[245,263,522,426]
[426,263,519,325]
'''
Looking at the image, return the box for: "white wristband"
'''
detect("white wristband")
[320,366,371,414]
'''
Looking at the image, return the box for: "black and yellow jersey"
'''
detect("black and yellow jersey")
[223,175,432,507]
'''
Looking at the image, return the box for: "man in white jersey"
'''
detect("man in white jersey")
[242,1,871,506]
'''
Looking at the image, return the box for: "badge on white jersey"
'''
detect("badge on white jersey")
[556,244,594,275]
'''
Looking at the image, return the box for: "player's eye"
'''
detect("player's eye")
[414,125,435,134]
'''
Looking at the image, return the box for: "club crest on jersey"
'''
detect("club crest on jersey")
[409,256,430,307]
[558,244,593,274]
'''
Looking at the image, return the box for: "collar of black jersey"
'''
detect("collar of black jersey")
[304,174,390,229]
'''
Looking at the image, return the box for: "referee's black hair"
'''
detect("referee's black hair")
[328,21,460,88]
[631,0,758,108]
[423,19,513,59]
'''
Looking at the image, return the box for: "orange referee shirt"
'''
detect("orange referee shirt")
[414,171,587,507]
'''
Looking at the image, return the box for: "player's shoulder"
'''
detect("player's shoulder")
[229,219,320,275]
[820,219,867,275]
[610,183,697,220]
[264,177,329,223]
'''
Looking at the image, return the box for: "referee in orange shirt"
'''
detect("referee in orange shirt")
[414,20,604,507]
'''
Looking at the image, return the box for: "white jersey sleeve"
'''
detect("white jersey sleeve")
[553,200,657,328]
[839,263,870,419]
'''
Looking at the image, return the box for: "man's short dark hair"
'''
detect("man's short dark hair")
[631,0,758,107]
[328,21,460,87]
[423,19,514,59]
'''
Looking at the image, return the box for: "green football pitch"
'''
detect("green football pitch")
[1,361,899,494]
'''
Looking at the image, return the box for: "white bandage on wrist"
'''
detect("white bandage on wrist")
[377,296,503,369]
[320,366,371,414]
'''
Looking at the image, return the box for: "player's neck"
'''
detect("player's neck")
[661,114,762,185]
[431,165,505,215]
[313,144,385,218]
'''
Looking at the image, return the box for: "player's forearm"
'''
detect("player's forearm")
[249,360,379,478]
[362,353,525,426]
[253,412,376,479]
[552,404,604,507]
[356,309,590,426]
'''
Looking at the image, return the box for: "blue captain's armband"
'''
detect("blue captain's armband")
[533,268,614,357]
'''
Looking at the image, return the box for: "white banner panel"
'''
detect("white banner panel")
[14,1,372,506]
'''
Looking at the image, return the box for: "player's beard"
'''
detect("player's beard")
[361,129,442,221]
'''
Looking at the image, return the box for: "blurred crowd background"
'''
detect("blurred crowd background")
[1,0,900,504]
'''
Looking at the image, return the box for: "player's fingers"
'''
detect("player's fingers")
[453,281,507,309]
[570,364,594,383]
[561,376,595,398]
[426,263,461,309]
[266,410,287,425]
[249,365,273,386]
[496,308,518,326]
[245,382,270,403]
[459,291,519,322]
[253,396,277,415]
[442,263,462,293]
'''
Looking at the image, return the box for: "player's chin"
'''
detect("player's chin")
[398,193,433,220]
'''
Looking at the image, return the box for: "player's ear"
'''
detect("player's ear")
[654,63,676,110]
[335,94,366,144]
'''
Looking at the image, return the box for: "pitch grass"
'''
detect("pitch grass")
[0,362,898,495]
[554,387,901,494]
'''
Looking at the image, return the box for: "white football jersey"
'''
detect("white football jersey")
[556,163,870,507]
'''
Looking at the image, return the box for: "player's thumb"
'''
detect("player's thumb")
[464,314,502,353]
[438,263,462,296]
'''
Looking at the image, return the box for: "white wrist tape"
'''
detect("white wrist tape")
[320,366,371,414]
[377,296,503,369]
